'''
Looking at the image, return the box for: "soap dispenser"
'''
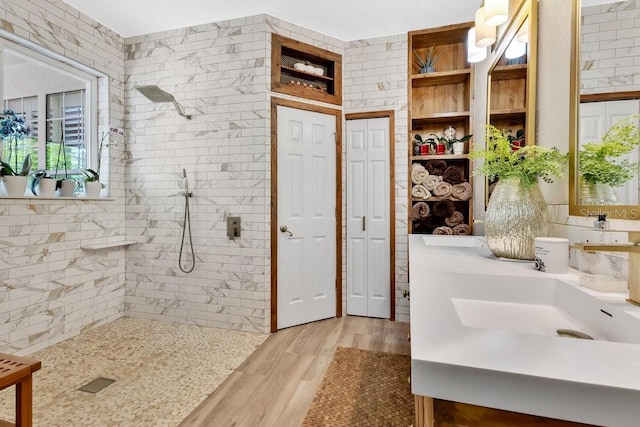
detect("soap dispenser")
[578,214,629,292]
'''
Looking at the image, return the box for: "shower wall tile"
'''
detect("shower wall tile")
[0,1,127,355]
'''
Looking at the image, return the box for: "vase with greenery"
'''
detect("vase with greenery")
[0,109,32,196]
[414,46,439,74]
[469,124,568,260]
[578,115,640,205]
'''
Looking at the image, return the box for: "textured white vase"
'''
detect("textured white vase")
[2,175,28,197]
[58,180,76,197]
[84,181,102,198]
[35,178,56,197]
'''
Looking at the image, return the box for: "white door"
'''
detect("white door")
[580,100,640,204]
[346,117,391,318]
[277,106,336,330]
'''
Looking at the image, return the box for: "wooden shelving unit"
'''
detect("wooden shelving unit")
[408,23,475,236]
[271,34,342,105]
[489,61,528,133]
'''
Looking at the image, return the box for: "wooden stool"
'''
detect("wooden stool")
[0,353,41,427]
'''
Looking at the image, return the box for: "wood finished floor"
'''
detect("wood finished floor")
[180,316,411,427]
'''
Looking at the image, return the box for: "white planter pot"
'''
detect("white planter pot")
[35,178,57,197]
[452,142,465,155]
[84,181,102,198]
[58,180,76,197]
[2,175,28,197]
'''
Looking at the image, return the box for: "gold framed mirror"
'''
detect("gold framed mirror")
[569,0,640,220]
[484,0,538,204]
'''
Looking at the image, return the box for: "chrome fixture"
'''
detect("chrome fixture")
[135,85,192,119]
[179,169,195,273]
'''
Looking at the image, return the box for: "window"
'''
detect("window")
[0,38,99,183]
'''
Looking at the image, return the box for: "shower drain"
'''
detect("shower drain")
[79,377,115,393]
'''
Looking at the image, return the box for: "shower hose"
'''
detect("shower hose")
[178,190,195,273]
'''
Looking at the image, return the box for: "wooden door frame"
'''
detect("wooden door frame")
[345,110,396,321]
[270,97,343,332]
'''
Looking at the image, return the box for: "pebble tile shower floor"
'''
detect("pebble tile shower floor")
[0,318,267,426]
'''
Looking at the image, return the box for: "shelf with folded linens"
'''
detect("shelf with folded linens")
[408,22,475,236]
[409,158,472,236]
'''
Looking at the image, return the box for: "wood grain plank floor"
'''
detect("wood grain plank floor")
[179,316,411,427]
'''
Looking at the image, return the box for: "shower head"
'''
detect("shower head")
[135,85,192,119]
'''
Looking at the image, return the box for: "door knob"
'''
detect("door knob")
[280,225,293,237]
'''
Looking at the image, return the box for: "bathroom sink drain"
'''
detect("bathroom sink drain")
[79,377,115,393]
[556,329,594,340]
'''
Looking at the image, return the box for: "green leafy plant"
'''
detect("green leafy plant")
[0,154,32,176]
[0,109,31,173]
[82,168,100,182]
[579,115,640,187]
[413,46,439,71]
[469,124,568,186]
[30,169,55,195]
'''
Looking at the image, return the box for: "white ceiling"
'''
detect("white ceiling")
[61,0,481,40]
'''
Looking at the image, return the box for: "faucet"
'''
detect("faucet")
[574,231,640,306]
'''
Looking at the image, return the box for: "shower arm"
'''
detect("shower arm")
[172,100,191,120]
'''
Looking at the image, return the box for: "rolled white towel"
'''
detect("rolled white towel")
[411,184,432,200]
[423,174,443,191]
[411,163,429,185]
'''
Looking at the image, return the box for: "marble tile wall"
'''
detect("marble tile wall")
[581,0,640,94]
[0,0,127,355]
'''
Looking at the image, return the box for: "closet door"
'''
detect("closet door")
[346,117,390,318]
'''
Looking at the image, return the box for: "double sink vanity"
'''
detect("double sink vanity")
[409,235,640,427]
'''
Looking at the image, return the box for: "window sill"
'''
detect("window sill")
[0,195,113,201]
[80,240,137,250]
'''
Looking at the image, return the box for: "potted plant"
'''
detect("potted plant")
[51,128,76,197]
[425,133,448,155]
[451,134,473,155]
[0,154,32,196]
[82,168,101,198]
[414,46,439,74]
[0,109,32,196]
[578,115,640,205]
[413,134,430,155]
[506,129,525,151]
[30,169,57,197]
[469,124,568,260]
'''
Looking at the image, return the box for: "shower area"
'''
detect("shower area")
[123,18,273,334]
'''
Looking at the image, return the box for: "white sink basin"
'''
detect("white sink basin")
[445,272,640,345]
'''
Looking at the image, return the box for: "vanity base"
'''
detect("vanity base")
[415,395,594,427]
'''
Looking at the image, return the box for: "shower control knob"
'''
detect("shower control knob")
[279,225,293,237]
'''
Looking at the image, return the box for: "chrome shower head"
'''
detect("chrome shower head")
[134,85,192,119]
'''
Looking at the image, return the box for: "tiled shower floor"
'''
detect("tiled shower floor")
[0,317,267,426]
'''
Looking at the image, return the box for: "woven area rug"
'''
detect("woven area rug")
[303,347,414,427]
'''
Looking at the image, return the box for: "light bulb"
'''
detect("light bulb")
[505,39,527,59]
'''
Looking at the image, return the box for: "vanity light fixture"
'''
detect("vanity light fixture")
[475,7,497,47]
[467,28,488,63]
[485,0,509,27]
[505,39,527,59]
[516,18,529,44]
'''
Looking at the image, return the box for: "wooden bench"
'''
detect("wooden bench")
[0,354,41,427]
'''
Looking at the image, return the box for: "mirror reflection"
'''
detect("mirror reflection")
[577,0,640,207]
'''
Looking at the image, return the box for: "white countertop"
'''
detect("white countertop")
[409,234,640,427]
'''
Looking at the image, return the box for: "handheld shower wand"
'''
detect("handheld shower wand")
[179,169,195,273]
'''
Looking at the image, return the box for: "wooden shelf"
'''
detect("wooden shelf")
[491,64,528,81]
[281,66,334,82]
[411,69,471,87]
[489,108,527,120]
[272,34,342,105]
[81,240,137,250]
[411,154,468,161]
[412,112,470,127]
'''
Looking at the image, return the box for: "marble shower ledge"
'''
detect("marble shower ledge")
[0,196,113,201]
[80,240,137,250]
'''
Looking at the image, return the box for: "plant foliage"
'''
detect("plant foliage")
[579,115,640,187]
[413,46,439,69]
[469,125,568,186]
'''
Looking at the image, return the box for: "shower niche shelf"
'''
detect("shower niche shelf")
[271,34,342,105]
[81,240,137,250]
